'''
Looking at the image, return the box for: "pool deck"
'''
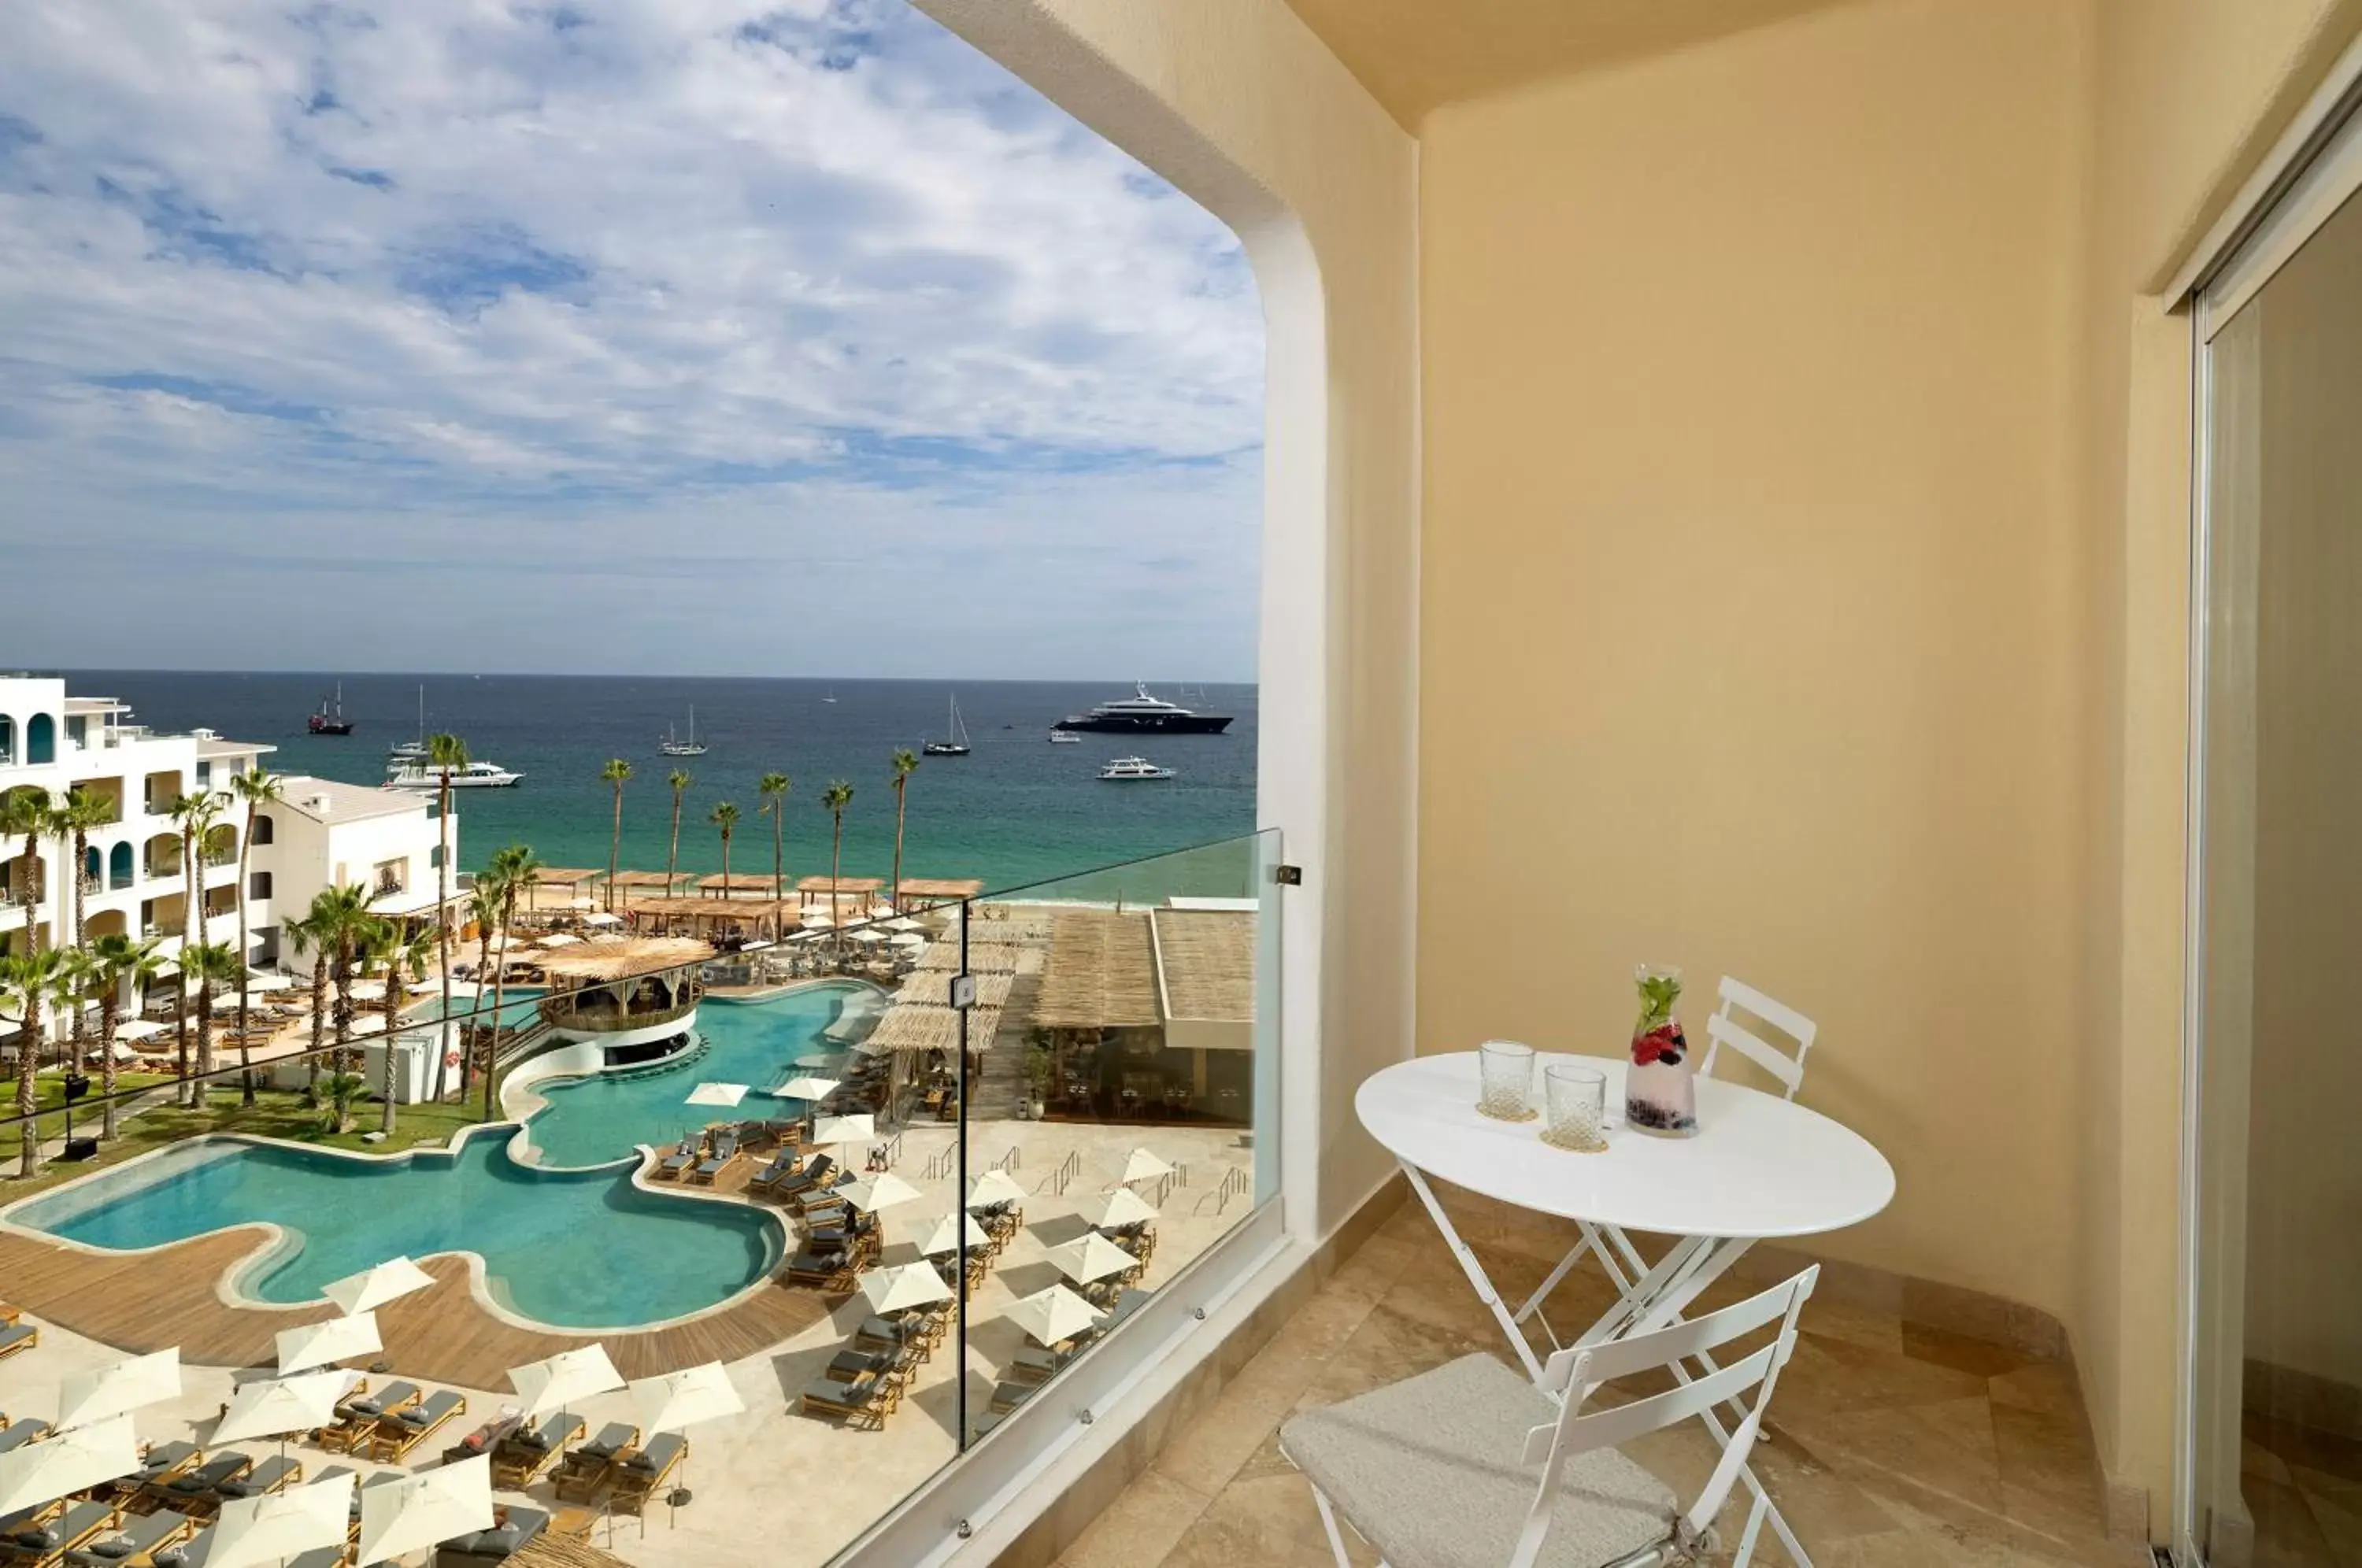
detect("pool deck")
[0,1217,833,1387]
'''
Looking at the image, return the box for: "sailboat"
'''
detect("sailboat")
[307,682,354,736]
[924,693,972,756]
[386,686,428,763]
[820,687,839,704]
[660,705,709,757]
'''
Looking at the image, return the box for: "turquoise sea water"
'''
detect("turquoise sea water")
[65,671,1259,892]
[3,986,874,1327]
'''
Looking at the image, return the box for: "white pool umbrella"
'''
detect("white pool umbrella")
[627,1363,744,1435]
[772,1075,839,1101]
[684,1082,748,1108]
[860,1263,954,1315]
[276,1311,380,1374]
[54,1349,180,1433]
[537,932,583,948]
[890,932,927,950]
[348,1014,388,1037]
[848,927,888,945]
[347,980,386,1002]
[812,1113,873,1146]
[213,1370,354,1448]
[322,1256,435,1315]
[964,1170,1027,1210]
[837,1172,923,1214]
[1117,1148,1172,1185]
[582,912,622,927]
[206,1472,356,1568]
[1092,1187,1161,1229]
[508,1344,624,1421]
[357,1454,493,1568]
[0,1414,138,1515]
[883,918,924,933]
[1044,1232,1139,1286]
[917,1212,990,1256]
[113,1019,166,1042]
[1005,1285,1105,1348]
[242,974,294,997]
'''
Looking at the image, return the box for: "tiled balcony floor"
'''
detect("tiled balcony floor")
[1050,1194,2156,1567]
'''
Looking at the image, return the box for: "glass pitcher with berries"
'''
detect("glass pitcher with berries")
[1624,963,1698,1137]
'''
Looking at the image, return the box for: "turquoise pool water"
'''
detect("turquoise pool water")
[5,982,871,1328]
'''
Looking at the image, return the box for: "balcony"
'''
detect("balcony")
[144,855,181,881]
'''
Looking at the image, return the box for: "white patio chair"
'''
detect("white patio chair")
[1283,1266,1818,1568]
[1697,976,1819,1101]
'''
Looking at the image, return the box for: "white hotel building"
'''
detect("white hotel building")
[0,675,454,1032]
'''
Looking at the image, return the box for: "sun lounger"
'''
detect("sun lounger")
[550,1422,639,1503]
[157,1456,250,1511]
[798,1372,900,1431]
[987,1379,1038,1415]
[6,1501,120,1568]
[0,1323,36,1363]
[211,1456,300,1502]
[745,1152,798,1193]
[488,1412,581,1489]
[0,1422,51,1455]
[783,1249,858,1290]
[774,1154,835,1197]
[606,1434,687,1520]
[368,1390,468,1463]
[317,1381,416,1452]
[430,1505,546,1568]
[63,1508,192,1568]
[654,1140,698,1180]
[1009,1344,1077,1385]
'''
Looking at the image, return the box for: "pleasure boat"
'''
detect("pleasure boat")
[924,693,972,756]
[307,684,354,735]
[385,758,523,790]
[1098,756,1175,781]
[659,705,708,757]
[1053,682,1233,735]
[1049,731,1082,744]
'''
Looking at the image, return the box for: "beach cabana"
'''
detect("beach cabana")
[696,873,779,898]
[534,937,716,1037]
[893,971,1016,1009]
[620,896,789,941]
[794,875,883,916]
[897,877,985,911]
[605,869,696,899]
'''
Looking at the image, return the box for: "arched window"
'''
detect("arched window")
[109,841,133,889]
[251,813,275,846]
[0,716,13,764]
[84,845,101,884]
[25,714,54,766]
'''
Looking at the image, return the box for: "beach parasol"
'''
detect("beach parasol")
[537,932,583,948]
[811,1113,874,1147]
[1117,1148,1173,1186]
[582,911,622,926]
[627,1363,744,1435]
[1005,1285,1105,1348]
[1091,1186,1161,1229]
[860,1262,954,1315]
[964,1169,1027,1211]
[836,1172,923,1214]
[917,1211,990,1257]
[0,1414,139,1516]
[890,932,927,950]
[346,980,386,1002]
[848,927,889,945]
[54,1349,180,1433]
[322,1256,435,1315]
[508,1344,624,1422]
[205,1472,357,1568]
[356,1455,493,1567]
[684,1082,748,1108]
[1043,1232,1140,1286]
[883,918,924,933]
[771,1075,838,1102]
[213,1369,356,1448]
[276,1311,380,1374]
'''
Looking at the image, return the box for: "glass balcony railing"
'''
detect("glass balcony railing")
[0,829,1284,1566]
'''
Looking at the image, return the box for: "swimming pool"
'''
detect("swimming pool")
[3,982,871,1329]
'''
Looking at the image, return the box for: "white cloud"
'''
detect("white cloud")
[0,0,1264,674]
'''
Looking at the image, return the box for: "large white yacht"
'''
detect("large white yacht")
[1053,682,1234,735]
[385,757,523,790]
[1098,756,1176,782]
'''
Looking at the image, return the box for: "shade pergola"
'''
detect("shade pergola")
[605,870,695,893]
[1032,910,1161,1029]
[1149,907,1258,1052]
[859,1004,1002,1056]
[893,971,1015,1009]
[897,877,985,908]
[916,941,1023,974]
[695,873,780,897]
[534,937,715,983]
[794,875,883,910]
[622,897,790,939]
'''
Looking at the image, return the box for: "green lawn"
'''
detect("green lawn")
[1,1078,506,1200]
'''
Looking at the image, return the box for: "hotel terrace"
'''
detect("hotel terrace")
[6,5,2362,1568]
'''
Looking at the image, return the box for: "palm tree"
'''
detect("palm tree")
[365,919,433,1134]
[821,782,853,947]
[483,845,543,1122]
[305,884,376,1081]
[2,947,68,1176]
[600,760,632,911]
[463,877,504,1098]
[227,767,283,1105]
[179,941,242,1106]
[757,773,790,941]
[168,790,223,949]
[50,788,112,1063]
[709,802,741,894]
[86,933,165,1139]
[665,770,693,900]
[2,786,53,956]
[888,749,919,915]
[427,734,468,1103]
[283,910,331,1096]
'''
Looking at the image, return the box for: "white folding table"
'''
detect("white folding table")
[1357,1051,1894,1566]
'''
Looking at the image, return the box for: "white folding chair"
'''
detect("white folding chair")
[1283,1267,1819,1568]
[1697,977,1818,1101]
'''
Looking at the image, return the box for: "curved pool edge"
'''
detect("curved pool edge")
[0,1125,798,1345]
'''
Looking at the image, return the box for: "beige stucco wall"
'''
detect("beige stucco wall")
[1417,0,2090,1317]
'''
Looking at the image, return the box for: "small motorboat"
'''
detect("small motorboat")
[1098,756,1175,782]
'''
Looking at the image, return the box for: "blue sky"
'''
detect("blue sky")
[0,0,1264,679]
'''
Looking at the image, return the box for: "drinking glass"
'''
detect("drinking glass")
[1542,1064,1609,1152]
[1476,1040,1537,1122]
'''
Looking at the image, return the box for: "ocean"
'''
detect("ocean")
[62,671,1258,897]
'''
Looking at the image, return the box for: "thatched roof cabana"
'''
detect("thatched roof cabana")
[623,897,790,937]
[510,1533,639,1568]
[916,941,1024,973]
[860,1003,1004,1056]
[535,937,715,982]
[697,873,779,897]
[898,877,985,905]
[894,970,1016,1009]
[606,870,695,891]
[1150,908,1257,1048]
[1033,909,1161,1030]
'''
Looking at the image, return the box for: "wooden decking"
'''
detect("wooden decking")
[0,1226,834,1389]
